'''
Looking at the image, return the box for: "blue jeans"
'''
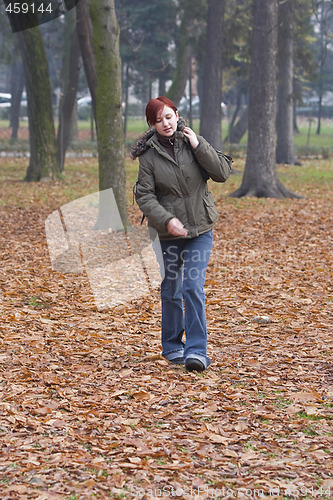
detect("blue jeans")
[157,230,213,368]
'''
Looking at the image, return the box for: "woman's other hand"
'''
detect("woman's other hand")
[183,127,199,150]
[166,218,188,237]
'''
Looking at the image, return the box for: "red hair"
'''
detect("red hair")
[145,96,178,126]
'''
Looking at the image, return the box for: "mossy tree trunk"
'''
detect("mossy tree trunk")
[231,0,299,199]
[89,0,127,229]
[18,23,60,181]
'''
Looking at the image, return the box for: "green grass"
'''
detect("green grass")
[1,155,332,210]
[0,157,99,208]
[277,159,333,198]
[0,119,27,128]
[0,117,332,209]
[126,118,147,135]
[234,118,333,157]
[294,120,333,149]
[1,117,332,157]
[120,116,333,158]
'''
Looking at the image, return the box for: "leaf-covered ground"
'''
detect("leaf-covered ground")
[0,157,332,499]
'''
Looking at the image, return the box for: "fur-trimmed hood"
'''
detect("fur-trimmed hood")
[130,116,187,159]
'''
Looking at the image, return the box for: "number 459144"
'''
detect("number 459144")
[5,3,53,14]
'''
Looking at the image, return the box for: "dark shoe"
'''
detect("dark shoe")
[185,358,205,372]
[170,357,185,365]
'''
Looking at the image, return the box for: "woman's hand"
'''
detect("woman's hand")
[166,218,188,237]
[183,127,199,150]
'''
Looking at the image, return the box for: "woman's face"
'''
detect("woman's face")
[154,105,178,137]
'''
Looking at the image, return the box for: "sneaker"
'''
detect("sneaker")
[185,358,205,372]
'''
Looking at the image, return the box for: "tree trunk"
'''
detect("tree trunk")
[89,0,127,229]
[293,77,301,134]
[276,0,295,165]
[166,5,192,107]
[10,57,24,140]
[224,90,242,143]
[57,10,81,171]
[123,63,129,137]
[159,76,167,97]
[227,106,248,144]
[316,0,326,136]
[199,0,225,150]
[76,0,97,121]
[18,25,60,181]
[316,93,323,135]
[231,0,299,199]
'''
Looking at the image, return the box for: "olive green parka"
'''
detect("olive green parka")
[133,125,232,240]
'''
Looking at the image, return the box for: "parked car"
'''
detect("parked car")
[0,92,28,119]
[0,93,11,108]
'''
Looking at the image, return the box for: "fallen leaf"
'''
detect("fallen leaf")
[293,391,322,403]
[132,390,151,400]
[207,433,229,444]
[223,448,238,458]
[321,479,333,489]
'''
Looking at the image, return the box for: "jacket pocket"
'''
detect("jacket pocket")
[203,195,218,224]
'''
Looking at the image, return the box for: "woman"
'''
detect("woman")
[131,96,231,372]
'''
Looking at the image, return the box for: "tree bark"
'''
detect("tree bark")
[18,24,60,181]
[166,3,192,107]
[225,89,242,143]
[315,1,326,136]
[57,10,81,171]
[76,0,97,121]
[10,56,24,140]
[199,0,225,150]
[276,0,295,165]
[123,63,130,137]
[89,0,127,229]
[227,106,248,144]
[231,0,299,199]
